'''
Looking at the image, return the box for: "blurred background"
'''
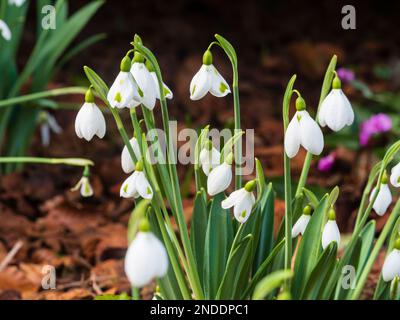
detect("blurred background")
[1,0,400,299]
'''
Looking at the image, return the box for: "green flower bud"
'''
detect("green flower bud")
[244,180,257,192]
[138,217,150,232]
[328,208,336,221]
[135,159,144,171]
[381,171,389,184]
[133,52,145,63]
[277,291,291,300]
[303,205,312,216]
[332,75,341,89]
[295,96,306,111]
[120,55,132,72]
[145,60,154,72]
[85,87,95,103]
[394,238,400,250]
[202,50,213,65]
[205,139,213,151]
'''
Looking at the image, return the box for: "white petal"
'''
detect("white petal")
[322,220,341,249]
[199,147,221,176]
[382,249,400,282]
[233,192,254,223]
[121,137,141,174]
[190,65,212,100]
[390,163,400,188]
[0,20,11,41]
[107,72,141,109]
[299,111,324,155]
[323,89,354,132]
[150,72,173,100]
[221,188,247,209]
[371,184,392,216]
[135,172,153,200]
[75,103,106,141]
[80,177,93,197]
[284,113,301,158]
[124,232,168,287]
[291,214,311,238]
[131,63,157,110]
[120,172,139,198]
[207,163,232,196]
[209,65,231,97]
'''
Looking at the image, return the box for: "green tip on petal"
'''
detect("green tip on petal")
[219,82,228,93]
[244,179,257,192]
[303,205,312,216]
[135,159,143,171]
[85,87,95,103]
[328,208,336,221]
[133,52,145,63]
[120,55,132,72]
[202,50,213,65]
[139,218,150,232]
[332,75,341,89]
[295,96,306,111]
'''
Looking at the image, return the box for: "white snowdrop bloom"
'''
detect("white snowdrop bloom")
[146,61,173,100]
[291,205,312,238]
[125,221,168,288]
[321,208,341,249]
[207,153,233,196]
[382,240,400,282]
[130,53,157,110]
[108,56,141,109]
[121,137,141,174]
[199,140,221,176]
[8,0,26,6]
[318,75,354,132]
[390,162,400,188]
[0,20,11,41]
[370,174,392,216]
[120,160,153,200]
[222,180,256,223]
[71,176,93,197]
[190,50,231,100]
[38,111,62,147]
[284,96,324,158]
[75,88,106,141]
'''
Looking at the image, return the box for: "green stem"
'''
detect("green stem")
[0,87,88,108]
[233,84,241,189]
[131,287,140,300]
[0,156,93,167]
[351,199,400,299]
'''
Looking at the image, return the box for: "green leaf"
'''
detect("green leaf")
[216,235,254,299]
[255,158,266,197]
[302,187,320,208]
[252,269,293,300]
[214,34,237,69]
[203,193,234,299]
[84,65,109,103]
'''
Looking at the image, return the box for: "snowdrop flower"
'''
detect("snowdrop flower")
[75,87,106,141]
[222,180,256,223]
[292,205,312,238]
[121,137,141,174]
[120,160,153,199]
[391,163,400,188]
[382,238,400,282]
[321,208,341,249]
[207,153,233,196]
[108,55,141,109]
[38,111,62,147]
[318,73,354,132]
[9,0,26,6]
[125,219,168,287]
[199,140,221,176]
[0,20,11,41]
[284,96,324,158]
[190,50,231,100]
[130,52,157,110]
[71,171,93,197]
[370,172,392,216]
[146,61,173,100]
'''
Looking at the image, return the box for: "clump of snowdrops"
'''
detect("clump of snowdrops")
[75,34,400,300]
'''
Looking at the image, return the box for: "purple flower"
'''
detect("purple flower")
[359,113,392,146]
[337,68,355,83]
[318,152,336,172]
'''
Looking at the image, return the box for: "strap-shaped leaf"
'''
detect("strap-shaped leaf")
[252,269,293,300]
[84,66,109,103]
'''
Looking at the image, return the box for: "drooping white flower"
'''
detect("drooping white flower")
[146,61,173,100]
[318,74,354,131]
[121,137,142,174]
[291,205,312,238]
[190,50,231,100]
[390,162,400,188]
[108,56,141,109]
[125,224,168,288]
[38,111,62,147]
[199,140,221,176]
[321,208,341,249]
[222,180,256,223]
[382,240,400,282]
[8,0,26,6]
[0,20,11,41]
[370,174,392,216]
[75,88,106,141]
[130,53,157,110]
[71,176,93,197]
[120,160,153,200]
[207,153,233,196]
[284,97,324,158]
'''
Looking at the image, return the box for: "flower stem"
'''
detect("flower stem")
[0,156,93,167]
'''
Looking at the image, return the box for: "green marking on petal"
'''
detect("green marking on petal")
[138,87,144,98]
[191,85,196,96]
[123,184,128,193]
[115,92,122,103]
[163,86,171,96]
[297,114,302,121]
[219,82,228,93]
[84,183,90,194]
[241,210,246,218]
[146,187,151,195]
